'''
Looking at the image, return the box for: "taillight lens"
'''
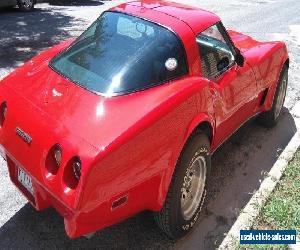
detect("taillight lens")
[3,106,7,119]
[0,102,7,127]
[72,158,81,180]
[45,144,62,175]
[63,156,82,189]
[54,146,62,167]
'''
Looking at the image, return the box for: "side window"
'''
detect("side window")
[196,23,235,80]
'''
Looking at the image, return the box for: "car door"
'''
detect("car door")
[196,22,258,147]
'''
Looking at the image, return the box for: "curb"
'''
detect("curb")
[219,102,300,249]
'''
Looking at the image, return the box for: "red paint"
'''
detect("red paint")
[0,1,288,238]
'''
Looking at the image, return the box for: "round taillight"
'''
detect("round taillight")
[3,106,7,119]
[54,146,62,167]
[73,158,81,180]
[0,102,7,127]
[45,144,62,175]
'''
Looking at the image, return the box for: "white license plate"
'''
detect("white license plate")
[18,167,34,195]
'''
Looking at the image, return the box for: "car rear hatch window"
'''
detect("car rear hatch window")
[50,11,188,96]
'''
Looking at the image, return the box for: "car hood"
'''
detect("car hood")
[0,40,182,152]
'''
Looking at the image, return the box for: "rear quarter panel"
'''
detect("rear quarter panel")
[75,77,213,235]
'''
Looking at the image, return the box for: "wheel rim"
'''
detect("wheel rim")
[20,0,33,8]
[274,72,288,119]
[181,155,206,221]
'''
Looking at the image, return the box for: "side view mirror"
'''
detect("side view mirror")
[217,57,230,72]
[235,48,245,67]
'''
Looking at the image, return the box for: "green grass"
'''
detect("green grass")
[235,150,300,250]
[257,150,300,232]
[236,244,288,249]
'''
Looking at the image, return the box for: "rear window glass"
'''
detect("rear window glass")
[50,12,188,96]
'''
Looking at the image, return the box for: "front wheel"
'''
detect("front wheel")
[154,133,211,239]
[17,0,35,11]
[258,66,288,128]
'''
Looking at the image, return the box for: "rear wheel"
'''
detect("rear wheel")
[258,66,288,127]
[154,133,211,239]
[17,0,35,11]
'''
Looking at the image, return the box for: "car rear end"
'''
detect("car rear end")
[0,81,99,237]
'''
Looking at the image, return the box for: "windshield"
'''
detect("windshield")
[50,12,188,96]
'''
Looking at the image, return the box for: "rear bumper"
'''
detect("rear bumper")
[1,149,147,239]
[3,152,110,238]
[6,155,73,215]
[4,153,78,229]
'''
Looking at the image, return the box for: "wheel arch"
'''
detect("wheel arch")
[262,54,289,111]
[284,58,289,68]
[155,114,214,211]
[190,121,213,144]
[185,113,215,147]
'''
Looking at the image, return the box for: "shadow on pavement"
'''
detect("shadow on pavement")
[46,0,106,6]
[0,108,296,249]
[0,205,173,249]
[176,108,297,249]
[0,7,83,69]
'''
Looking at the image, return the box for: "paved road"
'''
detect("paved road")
[0,0,299,249]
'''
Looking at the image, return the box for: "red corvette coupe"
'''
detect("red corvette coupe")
[0,0,288,239]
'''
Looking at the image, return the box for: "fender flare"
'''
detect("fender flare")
[184,112,215,146]
[263,45,289,110]
[155,113,215,210]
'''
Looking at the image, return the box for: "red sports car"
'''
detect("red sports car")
[0,0,289,239]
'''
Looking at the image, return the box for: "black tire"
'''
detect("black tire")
[17,0,35,11]
[154,133,211,239]
[258,66,288,128]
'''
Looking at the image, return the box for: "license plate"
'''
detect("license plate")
[18,167,34,195]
